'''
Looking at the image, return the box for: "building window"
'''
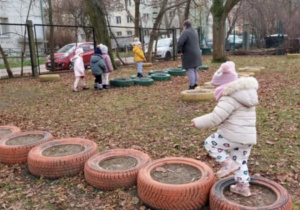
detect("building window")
[127,31,132,36]
[125,0,132,7]
[144,30,149,36]
[116,31,122,36]
[0,18,9,37]
[116,16,121,24]
[127,16,133,23]
[169,10,175,17]
[143,13,149,20]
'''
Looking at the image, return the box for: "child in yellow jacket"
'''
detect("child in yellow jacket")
[132,39,146,77]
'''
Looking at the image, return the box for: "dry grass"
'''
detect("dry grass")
[0,55,300,209]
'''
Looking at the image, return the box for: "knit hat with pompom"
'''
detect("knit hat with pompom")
[211,61,238,86]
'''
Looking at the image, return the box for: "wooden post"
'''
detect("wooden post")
[26,20,38,77]
[243,23,250,51]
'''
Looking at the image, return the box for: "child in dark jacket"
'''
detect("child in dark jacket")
[90,48,106,91]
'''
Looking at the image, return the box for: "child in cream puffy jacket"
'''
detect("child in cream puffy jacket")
[71,48,89,92]
[191,61,259,197]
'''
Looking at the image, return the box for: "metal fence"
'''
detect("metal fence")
[0,22,35,78]
[1,22,300,79]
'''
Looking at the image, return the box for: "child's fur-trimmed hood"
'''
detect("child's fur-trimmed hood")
[222,77,259,107]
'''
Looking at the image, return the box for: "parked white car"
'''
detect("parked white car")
[145,38,175,60]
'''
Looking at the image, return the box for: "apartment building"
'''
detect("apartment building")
[0,0,46,55]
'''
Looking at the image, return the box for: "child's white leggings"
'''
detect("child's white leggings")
[102,73,110,85]
[74,76,86,90]
[204,132,253,184]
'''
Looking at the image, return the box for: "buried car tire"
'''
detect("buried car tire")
[110,78,134,87]
[0,125,21,138]
[167,68,186,76]
[181,89,214,102]
[0,131,54,164]
[210,176,292,210]
[28,138,98,178]
[137,157,215,209]
[133,77,154,86]
[151,73,171,81]
[84,149,151,190]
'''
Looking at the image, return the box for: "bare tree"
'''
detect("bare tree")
[20,0,34,76]
[145,0,186,61]
[84,0,116,69]
[183,0,192,21]
[0,44,13,78]
[241,0,300,39]
[211,0,241,62]
[134,0,141,37]
[46,0,55,71]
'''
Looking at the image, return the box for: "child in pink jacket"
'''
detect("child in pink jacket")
[99,44,113,89]
[71,48,89,92]
[191,61,259,197]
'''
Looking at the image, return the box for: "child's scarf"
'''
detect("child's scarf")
[214,83,229,101]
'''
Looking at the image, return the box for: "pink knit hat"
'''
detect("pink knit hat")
[75,48,84,55]
[211,61,238,86]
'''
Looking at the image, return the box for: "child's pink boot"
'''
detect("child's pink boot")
[216,159,240,178]
[230,182,251,197]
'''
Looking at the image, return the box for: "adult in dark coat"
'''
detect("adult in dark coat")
[177,20,202,89]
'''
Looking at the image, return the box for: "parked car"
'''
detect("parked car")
[206,39,213,48]
[45,42,94,70]
[145,38,175,60]
[225,35,243,51]
[265,34,288,48]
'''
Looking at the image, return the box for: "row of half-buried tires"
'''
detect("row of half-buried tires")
[110,74,171,87]
[0,126,293,209]
[109,68,187,87]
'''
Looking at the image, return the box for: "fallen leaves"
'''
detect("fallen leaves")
[0,56,300,208]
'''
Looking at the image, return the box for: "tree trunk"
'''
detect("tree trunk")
[145,1,187,61]
[0,44,13,78]
[212,16,227,62]
[183,0,191,21]
[21,0,33,76]
[145,0,168,61]
[134,0,140,38]
[48,0,55,71]
[211,0,241,62]
[84,0,116,69]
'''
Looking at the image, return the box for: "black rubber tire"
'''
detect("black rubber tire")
[68,62,74,70]
[210,176,293,210]
[84,149,151,190]
[151,73,171,81]
[167,68,186,76]
[109,78,134,87]
[165,52,171,61]
[148,70,169,75]
[130,75,152,79]
[133,77,154,86]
